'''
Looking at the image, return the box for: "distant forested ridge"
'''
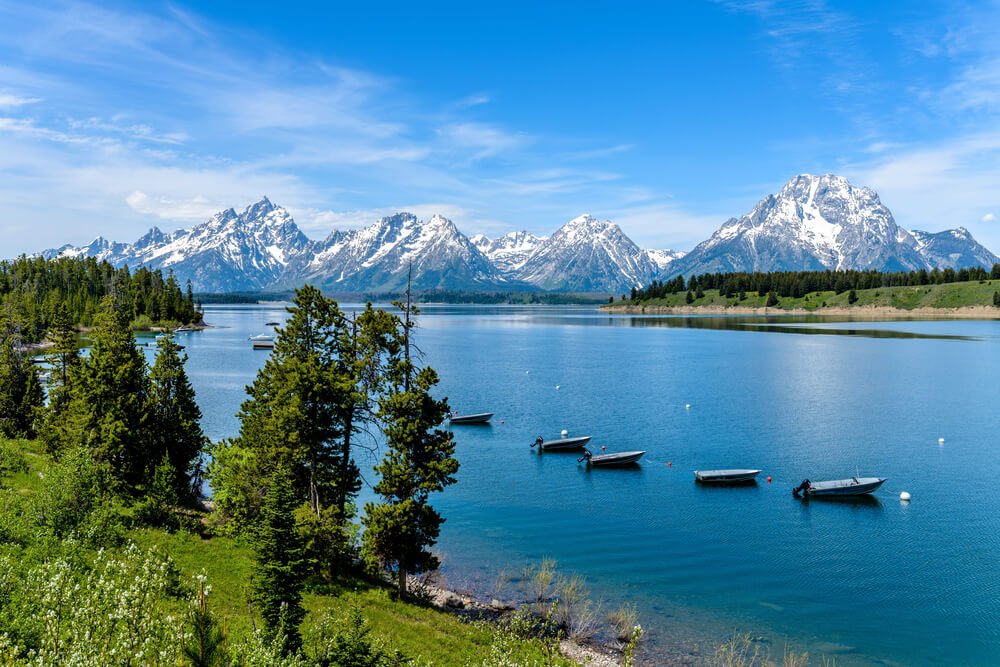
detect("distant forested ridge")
[630,265,1000,302]
[0,255,201,342]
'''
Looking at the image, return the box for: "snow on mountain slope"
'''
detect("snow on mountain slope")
[909,228,1000,270]
[646,248,686,271]
[513,214,659,292]
[298,212,513,292]
[471,231,546,273]
[663,174,930,278]
[44,197,314,292]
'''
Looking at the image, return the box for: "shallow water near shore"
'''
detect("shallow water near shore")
[163,304,1000,665]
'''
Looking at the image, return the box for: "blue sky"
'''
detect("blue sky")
[2,0,1000,255]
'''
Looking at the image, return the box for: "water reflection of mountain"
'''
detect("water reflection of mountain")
[605,316,976,340]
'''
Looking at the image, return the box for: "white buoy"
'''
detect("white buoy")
[900,491,911,502]
[685,403,691,410]
[555,385,560,390]
[561,429,568,437]
[938,437,945,445]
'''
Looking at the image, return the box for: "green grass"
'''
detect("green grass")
[610,279,1000,312]
[130,528,511,664]
[4,439,572,666]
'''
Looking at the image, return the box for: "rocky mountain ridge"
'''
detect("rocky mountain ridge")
[37,175,998,292]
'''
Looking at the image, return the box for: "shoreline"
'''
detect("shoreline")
[602,304,1000,319]
[421,579,623,666]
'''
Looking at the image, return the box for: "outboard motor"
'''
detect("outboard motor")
[532,435,544,448]
[792,479,812,498]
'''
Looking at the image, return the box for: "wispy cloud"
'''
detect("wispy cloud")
[437,122,531,159]
[0,92,41,107]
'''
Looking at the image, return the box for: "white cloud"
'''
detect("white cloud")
[125,191,218,221]
[438,122,530,159]
[982,213,996,222]
[0,93,41,107]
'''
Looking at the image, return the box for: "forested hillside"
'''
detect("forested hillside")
[0,256,200,342]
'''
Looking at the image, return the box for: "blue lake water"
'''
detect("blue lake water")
[153,305,1000,666]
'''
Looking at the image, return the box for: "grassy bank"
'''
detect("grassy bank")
[0,438,578,666]
[605,278,1000,313]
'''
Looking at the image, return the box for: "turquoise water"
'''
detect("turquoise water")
[163,305,1000,665]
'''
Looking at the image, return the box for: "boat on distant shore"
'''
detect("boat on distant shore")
[792,477,886,497]
[694,469,762,483]
[449,412,493,424]
[266,321,280,326]
[579,449,645,466]
[532,435,592,451]
[174,325,195,332]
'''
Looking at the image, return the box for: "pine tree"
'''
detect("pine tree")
[63,297,149,492]
[993,291,1000,307]
[362,278,459,597]
[209,286,379,578]
[685,290,694,304]
[184,575,227,667]
[147,333,206,501]
[0,335,43,439]
[251,462,306,655]
[765,291,779,307]
[848,289,859,304]
[38,304,81,457]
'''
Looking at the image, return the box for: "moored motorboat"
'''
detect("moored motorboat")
[694,469,762,483]
[531,435,592,451]
[449,412,493,424]
[249,333,275,342]
[252,340,274,350]
[579,449,645,466]
[792,477,886,498]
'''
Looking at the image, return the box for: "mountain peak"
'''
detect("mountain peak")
[243,196,276,220]
[567,213,598,226]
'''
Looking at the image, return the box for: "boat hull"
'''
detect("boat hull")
[806,477,886,497]
[694,469,762,483]
[449,412,493,424]
[539,435,592,451]
[588,451,645,466]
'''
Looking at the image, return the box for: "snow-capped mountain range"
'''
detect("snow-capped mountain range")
[662,174,999,278]
[36,174,998,293]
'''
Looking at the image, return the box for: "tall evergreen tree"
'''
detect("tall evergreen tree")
[210,285,379,578]
[39,304,81,457]
[64,297,149,492]
[251,462,307,655]
[0,335,43,439]
[362,280,459,597]
[147,334,206,501]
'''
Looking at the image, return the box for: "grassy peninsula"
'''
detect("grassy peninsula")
[606,268,1000,317]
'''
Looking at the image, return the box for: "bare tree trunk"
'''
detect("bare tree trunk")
[403,264,412,392]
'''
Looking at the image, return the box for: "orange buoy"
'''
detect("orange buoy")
[601,445,606,451]
[767,476,772,483]
[667,461,672,467]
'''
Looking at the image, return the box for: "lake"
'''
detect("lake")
[150,304,1000,665]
